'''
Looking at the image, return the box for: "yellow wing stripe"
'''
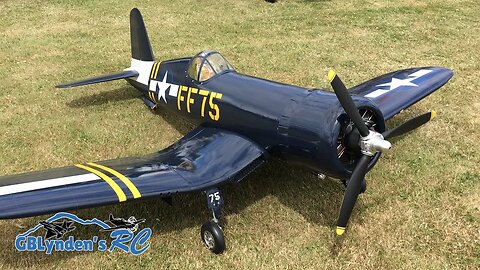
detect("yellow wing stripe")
[87,162,141,199]
[75,164,127,202]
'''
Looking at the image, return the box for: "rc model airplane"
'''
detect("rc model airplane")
[103,214,146,232]
[0,8,453,254]
[39,220,76,240]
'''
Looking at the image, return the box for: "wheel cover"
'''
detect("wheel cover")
[203,230,215,249]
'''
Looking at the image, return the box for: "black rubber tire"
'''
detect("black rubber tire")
[200,221,225,254]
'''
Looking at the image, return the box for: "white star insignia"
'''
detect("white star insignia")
[149,71,180,103]
[376,77,418,90]
[154,71,170,103]
[366,69,433,99]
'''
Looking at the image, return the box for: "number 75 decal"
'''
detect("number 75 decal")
[177,86,223,121]
[206,189,223,209]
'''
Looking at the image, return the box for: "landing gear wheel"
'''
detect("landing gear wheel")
[201,221,225,254]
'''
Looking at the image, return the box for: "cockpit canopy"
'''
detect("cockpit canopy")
[187,50,234,82]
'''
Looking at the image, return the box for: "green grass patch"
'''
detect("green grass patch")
[0,0,478,269]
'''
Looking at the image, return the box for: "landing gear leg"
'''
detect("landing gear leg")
[200,188,225,254]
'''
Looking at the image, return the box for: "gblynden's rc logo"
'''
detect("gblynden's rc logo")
[15,212,151,255]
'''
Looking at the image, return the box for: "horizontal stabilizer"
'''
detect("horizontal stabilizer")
[56,70,139,88]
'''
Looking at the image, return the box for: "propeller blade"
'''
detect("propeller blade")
[328,70,370,137]
[383,111,436,140]
[336,154,370,235]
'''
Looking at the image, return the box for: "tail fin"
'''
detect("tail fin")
[56,8,154,89]
[130,8,154,61]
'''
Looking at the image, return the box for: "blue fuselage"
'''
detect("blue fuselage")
[128,58,384,179]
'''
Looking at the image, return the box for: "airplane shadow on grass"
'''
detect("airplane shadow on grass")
[0,87,368,267]
[66,85,141,108]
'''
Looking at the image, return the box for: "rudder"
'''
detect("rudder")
[130,8,154,61]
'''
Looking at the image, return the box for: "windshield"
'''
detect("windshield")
[187,50,234,82]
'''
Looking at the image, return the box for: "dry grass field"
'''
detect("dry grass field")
[0,0,478,269]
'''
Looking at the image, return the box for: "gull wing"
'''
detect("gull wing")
[0,127,266,219]
[349,67,453,119]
